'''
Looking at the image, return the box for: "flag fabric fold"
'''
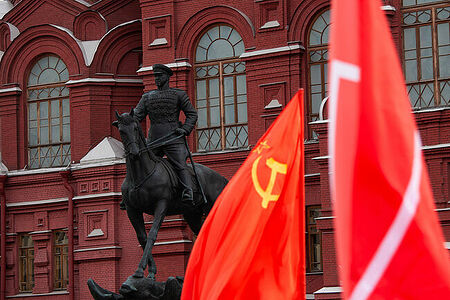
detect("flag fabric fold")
[328,0,450,299]
[182,90,305,300]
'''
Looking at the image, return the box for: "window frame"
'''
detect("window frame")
[306,9,330,140]
[26,55,71,169]
[306,205,322,273]
[19,234,34,293]
[193,24,248,152]
[53,230,69,290]
[401,1,449,108]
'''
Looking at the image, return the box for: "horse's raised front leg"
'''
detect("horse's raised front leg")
[134,200,168,280]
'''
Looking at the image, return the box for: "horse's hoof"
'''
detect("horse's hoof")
[87,278,120,300]
[133,270,144,278]
[147,272,156,281]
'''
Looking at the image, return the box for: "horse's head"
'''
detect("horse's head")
[112,109,142,158]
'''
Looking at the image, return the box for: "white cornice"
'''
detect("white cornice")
[74,246,122,252]
[73,192,122,201]
[0,86,21,94]
[413,106,450,114]
[154,239,192,246]
[239,44,303,59]
[381,5,396,12]
[6,290,69,298]
[137,61,193,73]
[422,143,450,150]
[6,197,68,207]
[66,78,143,85]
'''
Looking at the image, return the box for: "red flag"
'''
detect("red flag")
[328,0,450,299]
[182,90,305,300]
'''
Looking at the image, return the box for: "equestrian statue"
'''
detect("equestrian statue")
[88,64,228,300]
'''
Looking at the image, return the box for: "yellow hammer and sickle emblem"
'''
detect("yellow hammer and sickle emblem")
[251,156,287,209]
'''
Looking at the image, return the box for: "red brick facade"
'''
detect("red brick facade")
[0,0,448,299]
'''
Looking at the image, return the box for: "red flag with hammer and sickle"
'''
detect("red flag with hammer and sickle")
[182,90,305,300]
[328,0,450,299]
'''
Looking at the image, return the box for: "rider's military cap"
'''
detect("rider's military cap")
[152,64,173,76]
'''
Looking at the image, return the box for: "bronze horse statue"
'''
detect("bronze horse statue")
[112,110,228,283]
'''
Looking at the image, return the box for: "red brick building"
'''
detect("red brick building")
[0,0,448,299]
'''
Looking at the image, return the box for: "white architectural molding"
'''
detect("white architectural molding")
[49,20,141,67]
[73,192,122,201]
[319,96,329,120]
[88,228,104,237]
[6,22,19,41]
[413,106,450,114]
[150,38,168,46]
[314,286,342,294]
[315,216,335,220]
[6,197,68,208]
[67,78,114,84]
[154,240,192,246]
[260,20,280,29]
[49,24,96,67]
[0,86,22,94]
[422,143,450,150]
[80,137,125,164]
[0,160,7,175]
[6,166,67,176]
[74,0,92,7]
[305,173,320,178]
[137,61,193,73]
[7,291,69,298]
[29,230,52,235]
[308,120,329,125]
[240,44,303,59]
[312,155,330,160]
[70,158,125,171]
[381,5,396,12]
[66,77,143,85]
[80,40,101,66]
[436,208,450,212]
[264,99,282,109]
[74,246,122,252]
[0,0,13,19]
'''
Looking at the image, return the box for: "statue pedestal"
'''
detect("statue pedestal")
[88,275,183,300]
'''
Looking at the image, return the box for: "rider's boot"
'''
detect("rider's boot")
[182,187,194,204]
[178,169,195,206]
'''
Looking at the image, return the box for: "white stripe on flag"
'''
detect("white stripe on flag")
[328,59,361,202]
[349,131,423,300]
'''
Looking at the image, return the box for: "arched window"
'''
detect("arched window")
[27,55,70,168]
[194,25,248,152]
[307,9,330,139]
[402,0,449,108]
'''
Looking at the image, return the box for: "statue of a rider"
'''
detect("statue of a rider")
[128,64,198,206]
